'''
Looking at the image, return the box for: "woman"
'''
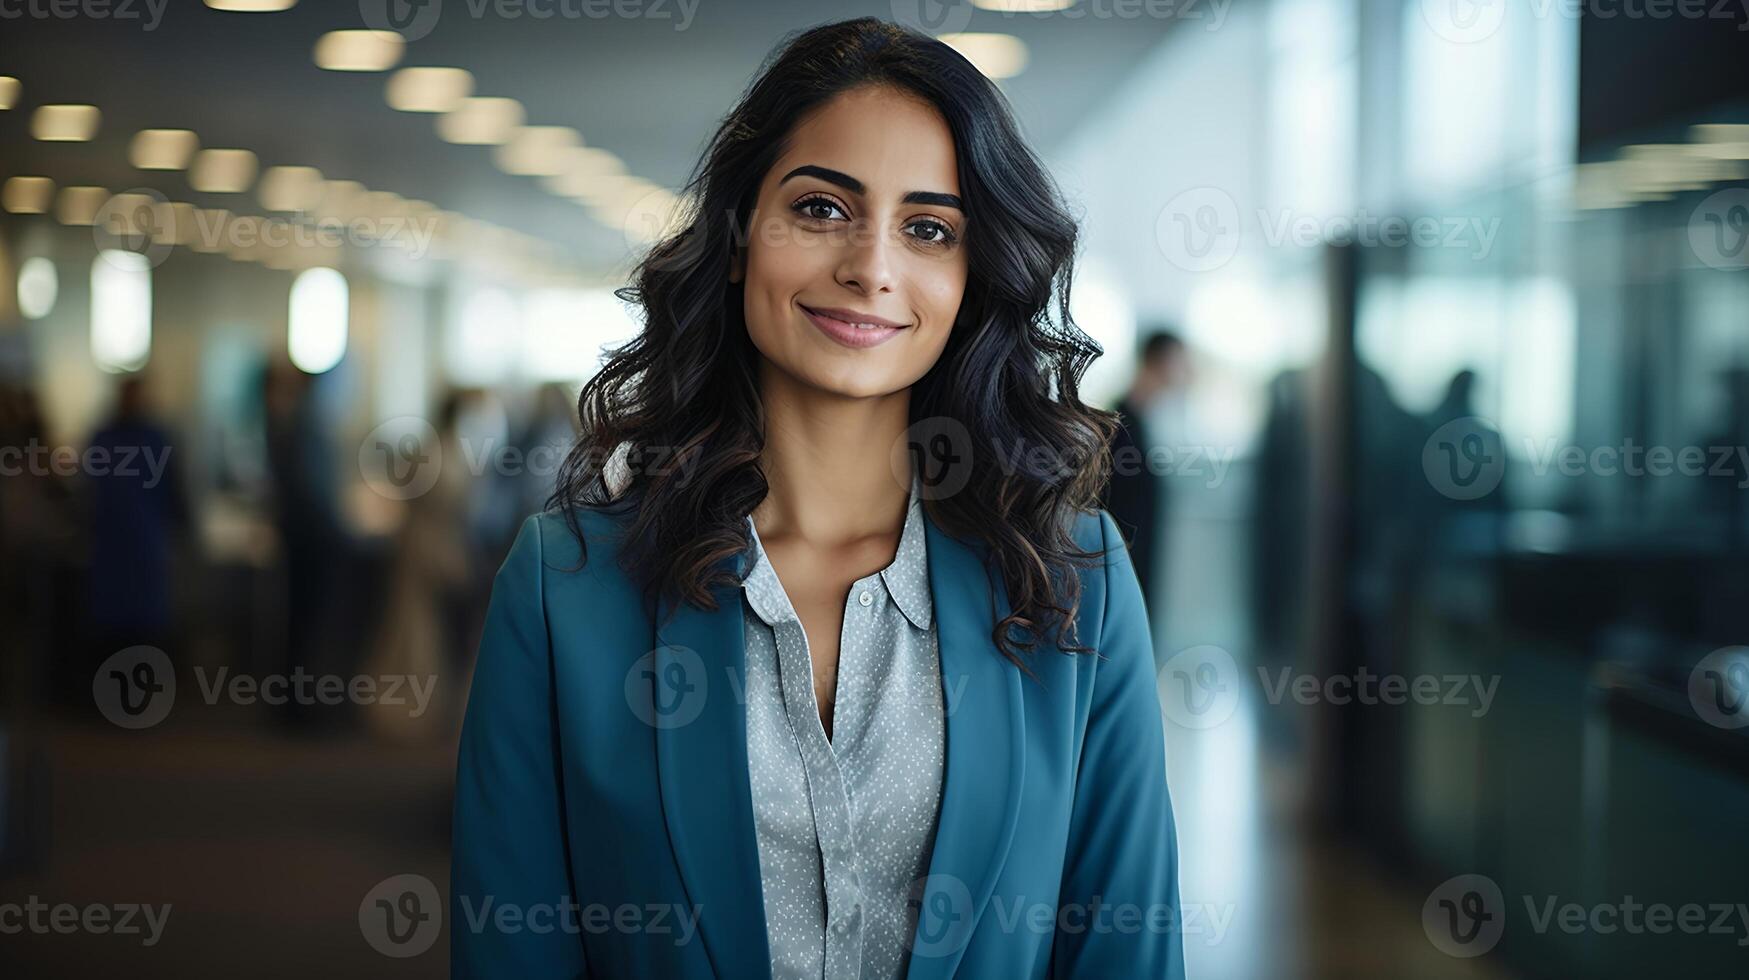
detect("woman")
[452,17,1183,979]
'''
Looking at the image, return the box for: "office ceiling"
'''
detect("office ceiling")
[2,0,1186,272]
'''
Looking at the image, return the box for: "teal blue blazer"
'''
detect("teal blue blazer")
[451,505,1184,979]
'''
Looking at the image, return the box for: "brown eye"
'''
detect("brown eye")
[907,219,958,247]
[792,195,846,221]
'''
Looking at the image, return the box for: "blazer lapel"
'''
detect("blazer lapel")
[651,554,771,980]
[907,511,1026,980]
[647,514,1026,980]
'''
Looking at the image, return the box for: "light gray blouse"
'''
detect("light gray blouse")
[738,480,946,980]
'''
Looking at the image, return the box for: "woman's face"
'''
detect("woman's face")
[735,84,968,400]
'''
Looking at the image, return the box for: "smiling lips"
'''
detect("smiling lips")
[799,303,911,349]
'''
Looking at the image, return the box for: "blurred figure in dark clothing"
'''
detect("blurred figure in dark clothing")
[1101,329,1187,610]
[85,375,188,663]
[261,360,347,729]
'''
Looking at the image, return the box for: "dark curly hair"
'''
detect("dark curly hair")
[547,16,1118,666]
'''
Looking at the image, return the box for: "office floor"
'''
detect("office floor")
[0,700,1517,979]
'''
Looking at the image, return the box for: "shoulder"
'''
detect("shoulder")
[498,505,638,595]
[1062,507,1131,647]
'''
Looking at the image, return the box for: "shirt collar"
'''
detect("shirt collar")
[739,475,933,632]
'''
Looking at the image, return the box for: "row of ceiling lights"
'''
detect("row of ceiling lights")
[3,0,1049,266]
[0,75,581,281]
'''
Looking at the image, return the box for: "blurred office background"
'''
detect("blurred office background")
[3,0,1748,976]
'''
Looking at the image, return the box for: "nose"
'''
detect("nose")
[834,218,898,295]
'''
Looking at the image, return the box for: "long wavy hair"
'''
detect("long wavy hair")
[547,17,1118,666]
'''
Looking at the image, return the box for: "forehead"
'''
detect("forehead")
[771,86,961,197]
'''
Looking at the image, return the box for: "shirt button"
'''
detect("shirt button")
[858,590,873,607]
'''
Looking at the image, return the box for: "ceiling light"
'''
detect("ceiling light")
[32,104,101,141]
[1690,123,1749,161]
[259,165,325,211]
[0,77,19,110]
[541,147,627,196]
[57,186,109,226]
[938,33,1029,78]
[437,97,524,145]
[386,67,474,112]
[204,0,299,9]
[190,148,259,193]
[3,176,55,214]
[130,129,200,170]
[973,0,1074,8]
[494,126,581,176]
[314,30,404,72]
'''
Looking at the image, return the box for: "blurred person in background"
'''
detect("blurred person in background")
[451,18,1183,980]
[0,378,80,707]
[514,380,581,522]
[261,358,349,730]
[361,390,475,741]
[1100,328,1186,610]
[83,374,188,689]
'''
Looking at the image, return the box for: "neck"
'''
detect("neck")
[751,360,913,549]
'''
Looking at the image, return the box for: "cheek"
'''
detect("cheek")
[917,259,968,333]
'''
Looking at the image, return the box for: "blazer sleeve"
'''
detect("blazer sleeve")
[1051,510,1185,979]
[452,514,589,978]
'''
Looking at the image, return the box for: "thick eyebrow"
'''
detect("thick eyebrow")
[779,164,963,211]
